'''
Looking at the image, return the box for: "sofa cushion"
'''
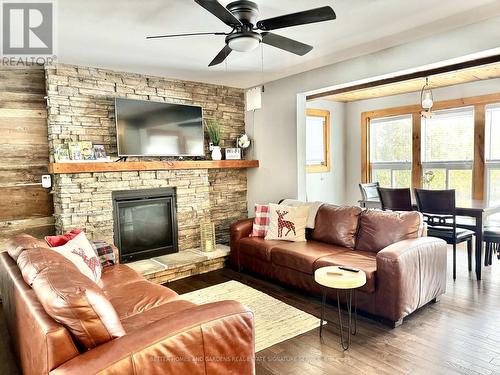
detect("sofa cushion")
[32,266,125,350]
[104,280,179,319]
[120,299,196,333]
[311,205,363,248]
[99,264,144,291]
[17,247,78,286]
[271,241,349,274]
[6,234,48,261]
[355,210,423,253]
[314,251,377,293]
[238,237,283,262]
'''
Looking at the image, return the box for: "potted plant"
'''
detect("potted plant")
[206,119,222,160]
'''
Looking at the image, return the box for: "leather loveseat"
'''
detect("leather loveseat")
[230,204,447,327]
[0,234,255,375]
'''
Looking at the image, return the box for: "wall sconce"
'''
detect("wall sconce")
[246,86,262,111]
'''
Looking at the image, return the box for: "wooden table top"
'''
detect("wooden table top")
[360,198,500,216]
[314,266,367,290]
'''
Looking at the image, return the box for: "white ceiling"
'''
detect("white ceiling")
[57,0,500,88]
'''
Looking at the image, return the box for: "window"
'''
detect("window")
[306,109,330,173]
[421,107,474,204]
[361,92,500,203]
[369,115,412,188]
[486,104,500,221]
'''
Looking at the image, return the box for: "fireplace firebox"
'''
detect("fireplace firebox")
[112,188,178,263]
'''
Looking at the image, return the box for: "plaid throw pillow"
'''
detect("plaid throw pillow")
[250,204,270,237]
[90,240,117,268]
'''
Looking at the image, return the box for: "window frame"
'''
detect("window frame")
[361,92,500,200]
[306,109,331,173]
[485,104,500,207]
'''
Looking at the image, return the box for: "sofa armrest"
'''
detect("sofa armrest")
[375,237,447,324]
[229,218,254,268]
[50,300,255,375]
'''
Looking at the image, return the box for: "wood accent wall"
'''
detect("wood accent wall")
[0,68,54,248]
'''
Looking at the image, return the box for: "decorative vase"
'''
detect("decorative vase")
[211,146,222,161]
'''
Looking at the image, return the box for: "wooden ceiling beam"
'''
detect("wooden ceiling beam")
[306,54,500,101]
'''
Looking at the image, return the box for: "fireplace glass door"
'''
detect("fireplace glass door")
[113,189,178,263]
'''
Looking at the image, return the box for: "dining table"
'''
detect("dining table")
[359,198,500,280]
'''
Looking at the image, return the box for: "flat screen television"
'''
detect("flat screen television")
[115,98,204,157]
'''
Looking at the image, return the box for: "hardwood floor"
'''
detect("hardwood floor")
[1,244,499,374]
[167,245,500,375]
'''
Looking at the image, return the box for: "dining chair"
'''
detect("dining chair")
[377,187,413,211]
[414,189,474,280]
[484,226,500,266]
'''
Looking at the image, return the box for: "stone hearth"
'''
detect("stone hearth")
[127,245,230,284]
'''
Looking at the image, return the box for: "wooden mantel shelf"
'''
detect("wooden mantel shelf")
[48,160,259,174]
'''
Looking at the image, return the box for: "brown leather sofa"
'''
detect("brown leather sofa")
[0,234,255,375]
[230,204,447,327]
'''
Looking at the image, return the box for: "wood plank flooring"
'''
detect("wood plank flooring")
[1,244,499,374]
[167,245,500,375]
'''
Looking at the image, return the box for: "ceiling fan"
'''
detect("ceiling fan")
[147,0,336,67]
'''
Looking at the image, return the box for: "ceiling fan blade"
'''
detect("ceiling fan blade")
[147,31,226,39]
[208,45,232,67]
[261,32,313,56]
[195,0,242,27]
[257,6,336,31]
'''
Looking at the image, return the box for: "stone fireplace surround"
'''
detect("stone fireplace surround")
[53,169,212,252]
[46,64,249,278]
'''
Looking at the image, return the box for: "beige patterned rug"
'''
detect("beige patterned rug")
[181,280,323,352]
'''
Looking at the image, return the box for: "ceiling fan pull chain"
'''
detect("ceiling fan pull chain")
[261,42,264,74]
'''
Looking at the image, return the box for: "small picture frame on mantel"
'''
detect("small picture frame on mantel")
[225,148,241,160]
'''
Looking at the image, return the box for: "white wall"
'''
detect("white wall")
[305,100,345,204]
[343,78,500,205]
[245,16,500,214]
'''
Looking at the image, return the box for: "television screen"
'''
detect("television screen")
[115,98,204,157]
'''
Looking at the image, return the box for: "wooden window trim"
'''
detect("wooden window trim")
[306,109,331,173]
[361,92,500,196]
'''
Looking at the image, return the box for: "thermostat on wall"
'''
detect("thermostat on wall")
[42,175,52,189]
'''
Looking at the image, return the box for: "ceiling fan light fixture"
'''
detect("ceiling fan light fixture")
[226,32,262,52]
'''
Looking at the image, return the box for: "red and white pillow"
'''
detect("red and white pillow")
[45,229,81,247]
[250,204,270,237]
[50,232,102,283]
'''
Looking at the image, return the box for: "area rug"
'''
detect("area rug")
[181,280,323,352]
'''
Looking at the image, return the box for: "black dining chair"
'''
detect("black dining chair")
[484,226,500,266]
[414,189,474,280]
[377,187,413,211]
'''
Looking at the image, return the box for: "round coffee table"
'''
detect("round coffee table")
[314,266,366,350]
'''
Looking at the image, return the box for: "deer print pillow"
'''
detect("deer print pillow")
[265,204,309,242]
[50,231,102,283]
